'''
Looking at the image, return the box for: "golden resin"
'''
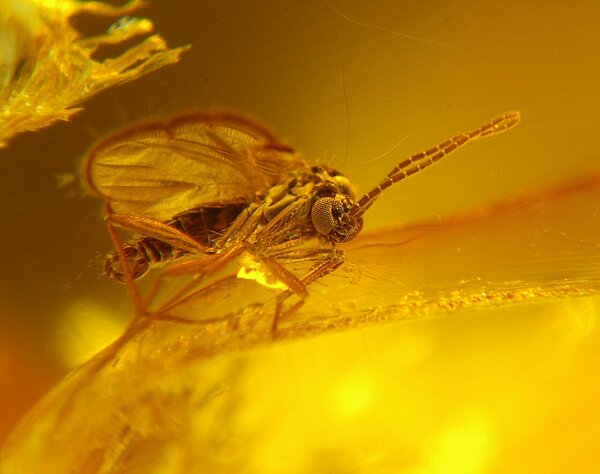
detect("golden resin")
[0,0,188,147]
[3,144,600,473]
[2,1,600,473]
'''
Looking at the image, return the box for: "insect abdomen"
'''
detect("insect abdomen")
[105,204,247,282]
[105,238,182,282]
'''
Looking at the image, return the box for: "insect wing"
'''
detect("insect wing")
[84,111,303,221]
[340,174,600,323]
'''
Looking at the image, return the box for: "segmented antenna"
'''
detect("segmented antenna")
[349,111,521,216]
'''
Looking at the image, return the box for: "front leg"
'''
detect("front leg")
[264,248,345,336]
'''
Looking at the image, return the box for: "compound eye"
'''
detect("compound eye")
[311,197,342,236]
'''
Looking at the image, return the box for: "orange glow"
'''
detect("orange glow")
[2,1,600,472]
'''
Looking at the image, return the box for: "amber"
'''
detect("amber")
[2,172,600,472]
[2,1,600,473]
[0,0,188,147]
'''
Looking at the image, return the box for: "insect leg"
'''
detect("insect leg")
[104,207,214,316]
[260,257,309,298]
[104,204,147,317]
[146,242,248,317]
[150,274,240,325]
[107,213,209,253]
[269,249,346,336]
[216,202,267,247]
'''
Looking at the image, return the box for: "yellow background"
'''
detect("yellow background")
[1,1,600,472]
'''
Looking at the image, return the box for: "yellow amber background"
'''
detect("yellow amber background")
[1,1,600,472]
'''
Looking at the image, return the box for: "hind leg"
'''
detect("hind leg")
[146,242,247,317]
[103,203,210,318]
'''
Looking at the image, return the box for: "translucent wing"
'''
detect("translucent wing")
[84,111,304,221]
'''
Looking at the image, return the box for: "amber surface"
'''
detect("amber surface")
[2,175,600,473]
[1,1,600,473]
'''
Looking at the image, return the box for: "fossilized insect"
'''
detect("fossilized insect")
[84,110,520,330]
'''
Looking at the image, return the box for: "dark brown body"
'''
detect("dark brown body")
[105,204,246,281]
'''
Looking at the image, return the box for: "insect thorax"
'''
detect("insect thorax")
[261,164,363,244]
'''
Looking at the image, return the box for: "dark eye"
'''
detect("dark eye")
[311,165,322,173]
[311,197,336,235]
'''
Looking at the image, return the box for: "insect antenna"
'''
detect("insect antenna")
[349,111,521,216]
